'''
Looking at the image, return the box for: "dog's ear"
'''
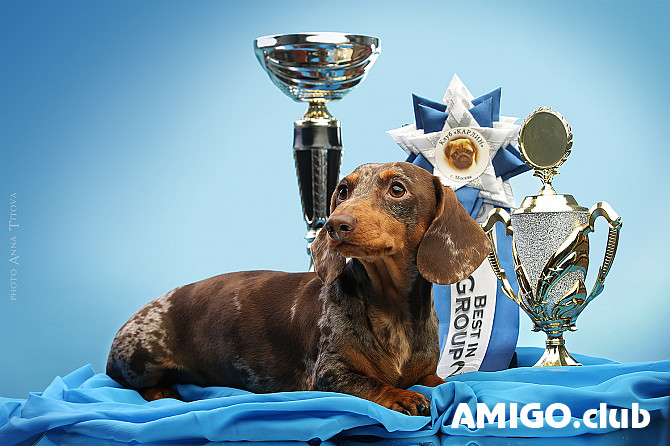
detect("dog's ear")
[417,176,492,285]
[311,226,346,285]
[445,140,454,156]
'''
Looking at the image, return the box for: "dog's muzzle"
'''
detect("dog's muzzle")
[324,214,357,241]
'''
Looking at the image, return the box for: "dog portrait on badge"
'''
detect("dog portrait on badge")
[445,137,478,171]
[107,161,492,416]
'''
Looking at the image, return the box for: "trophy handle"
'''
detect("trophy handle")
[536,227,589,307]
[584,202,622,302]
[481,209,525,308]
[536,202,621,326]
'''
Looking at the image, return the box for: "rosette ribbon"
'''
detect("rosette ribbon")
[388,75,530,376]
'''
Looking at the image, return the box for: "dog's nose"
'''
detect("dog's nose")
[324,214,357,241]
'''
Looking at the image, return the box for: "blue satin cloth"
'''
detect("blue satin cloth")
[1,348,668,444]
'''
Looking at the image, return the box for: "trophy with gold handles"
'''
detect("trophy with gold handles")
[482,108,622,366]
[254,33,380,265]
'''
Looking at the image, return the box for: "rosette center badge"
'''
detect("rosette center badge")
[435,128,490,183]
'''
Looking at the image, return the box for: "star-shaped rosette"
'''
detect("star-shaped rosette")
[387,74,530,214]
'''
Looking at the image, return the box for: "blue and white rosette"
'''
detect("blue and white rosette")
[387,74,530,376]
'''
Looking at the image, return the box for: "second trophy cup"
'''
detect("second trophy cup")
[482,108,622,367]
[254,33,381,266]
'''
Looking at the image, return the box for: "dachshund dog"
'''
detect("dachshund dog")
[106,161,492,416]
[445,137,477,170]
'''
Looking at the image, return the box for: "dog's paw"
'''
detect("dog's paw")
[378,387,431,416]
[140,387,181,401]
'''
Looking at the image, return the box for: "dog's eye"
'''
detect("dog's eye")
[389,183,406,198]
[337,185,348,201]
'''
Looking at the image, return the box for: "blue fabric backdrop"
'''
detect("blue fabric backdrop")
[1,348,668,444]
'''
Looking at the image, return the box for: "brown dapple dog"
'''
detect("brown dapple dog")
[106,161,492,415]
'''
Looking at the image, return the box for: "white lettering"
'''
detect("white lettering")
[520,403,543,428]
[509,403,518,428]
[583,408,598,428]
[8,195,19,300]
[599,403,607,428]
[477,402,505,428]
[545,403,571,428]
[451,403,476,429]
[632,403,650,428]
[447,402,651,430]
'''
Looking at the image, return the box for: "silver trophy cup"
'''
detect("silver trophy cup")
[254,33,380,265]
[482,108,622,366]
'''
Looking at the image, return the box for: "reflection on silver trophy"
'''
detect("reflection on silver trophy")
[482,108,622,366]
[254,33,380,265]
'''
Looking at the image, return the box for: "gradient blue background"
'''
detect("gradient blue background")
[1,0,668,398]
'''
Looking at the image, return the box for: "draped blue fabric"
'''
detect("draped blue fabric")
[1,349,667,444]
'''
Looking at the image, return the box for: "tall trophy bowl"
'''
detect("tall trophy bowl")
[482,108,622,366]
[254,33,381,266]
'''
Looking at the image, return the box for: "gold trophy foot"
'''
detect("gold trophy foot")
[534,336,581,367]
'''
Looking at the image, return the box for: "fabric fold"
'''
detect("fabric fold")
[1,350,668,443]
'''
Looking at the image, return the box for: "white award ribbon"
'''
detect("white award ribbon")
[437,229,499,378]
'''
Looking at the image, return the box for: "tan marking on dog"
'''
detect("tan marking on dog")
[329,200,402,257]
[343,172,359,185]
[368,308,413,379]
[379,168,400,182]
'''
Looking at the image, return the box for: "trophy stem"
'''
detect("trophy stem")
[537,182,557,196]
[293,115,343,269]
[303,101,334,120]
[534,334,581,367]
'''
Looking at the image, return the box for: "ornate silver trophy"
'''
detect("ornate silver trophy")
[482,108,622,366]
[254,33,380,264]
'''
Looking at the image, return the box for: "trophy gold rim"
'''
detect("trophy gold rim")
[518,107,573,171]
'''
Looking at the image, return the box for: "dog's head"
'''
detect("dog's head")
[311,162,492,286]
[446,137,476,170]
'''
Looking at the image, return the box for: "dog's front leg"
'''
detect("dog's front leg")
[416,374,446,387]
[314,367,431,416]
